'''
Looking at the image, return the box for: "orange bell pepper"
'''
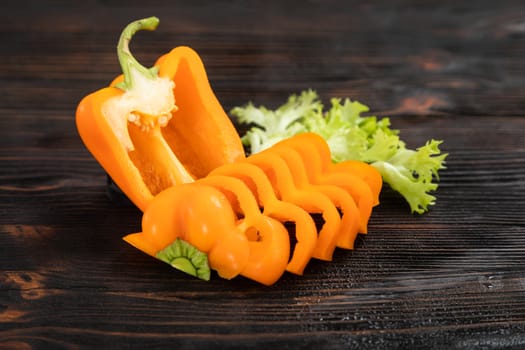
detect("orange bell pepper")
[331,160,383,206]
[123,133,382,285]
[123,183,250,280]
[271,133,381,234]
[245,151,341,261]
[280,133,382,204]
[125,176,290,285]
[268,145,361,249]
[76,17,244,211]
[196,175,290,285]
[209,162,318,275]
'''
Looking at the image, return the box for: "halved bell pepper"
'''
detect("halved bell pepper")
[76,17,244,211]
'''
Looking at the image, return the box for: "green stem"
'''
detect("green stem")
[156,238,211,281]
[116,17,160,91]
[171,257,198,276]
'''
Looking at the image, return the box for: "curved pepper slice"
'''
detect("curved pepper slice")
[268,145,361,249]
[245,152,341,261]
[209,162,318,275]
[123,183,250,280]
[76,17,244,211]
[197,175,290,285]
[321,165,377,235]
[331,160,383,206]
[272,133,380,233]
[281,133,382,204]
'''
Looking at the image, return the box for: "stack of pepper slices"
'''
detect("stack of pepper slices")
[76,17,383,285]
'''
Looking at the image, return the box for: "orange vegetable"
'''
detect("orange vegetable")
[278,133,382,204]
[271,147,361,250]
[331,160,383,206]
[74,19,385,286]
[123,133,381,285]
[196,175,290,285]
[124,184,250,280]
[209,162,318,275]
[271,133,381,235]
[76,17,244,211]
[245,151,341,261]
[124,177,290,286]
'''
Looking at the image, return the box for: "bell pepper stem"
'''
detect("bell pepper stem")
[116,16,160,91]
[156,238,211,281]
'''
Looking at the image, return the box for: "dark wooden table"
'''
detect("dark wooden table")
[1,1,524,349]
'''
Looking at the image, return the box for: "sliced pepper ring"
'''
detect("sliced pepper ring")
[268,145,361,249]
[272,133,379,233]
[245,152,341,261]
[274,133,382,204]
[123,183,250,280]
[209,162,318,275]
[196,175,290,285]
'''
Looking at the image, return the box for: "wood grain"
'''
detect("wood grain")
[1,1,525,349]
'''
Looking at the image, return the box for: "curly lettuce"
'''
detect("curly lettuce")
[231,90,447,214]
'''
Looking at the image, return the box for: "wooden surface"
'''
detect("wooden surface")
[1,1,525,349]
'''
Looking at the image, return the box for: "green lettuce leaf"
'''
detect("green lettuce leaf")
[231,90,320,154]
[231,90,447,214]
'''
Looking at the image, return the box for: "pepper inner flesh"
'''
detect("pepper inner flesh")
[161,59,236,179]
[128,122,193,196]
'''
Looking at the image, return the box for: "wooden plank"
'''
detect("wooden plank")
[1,0,524,349]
